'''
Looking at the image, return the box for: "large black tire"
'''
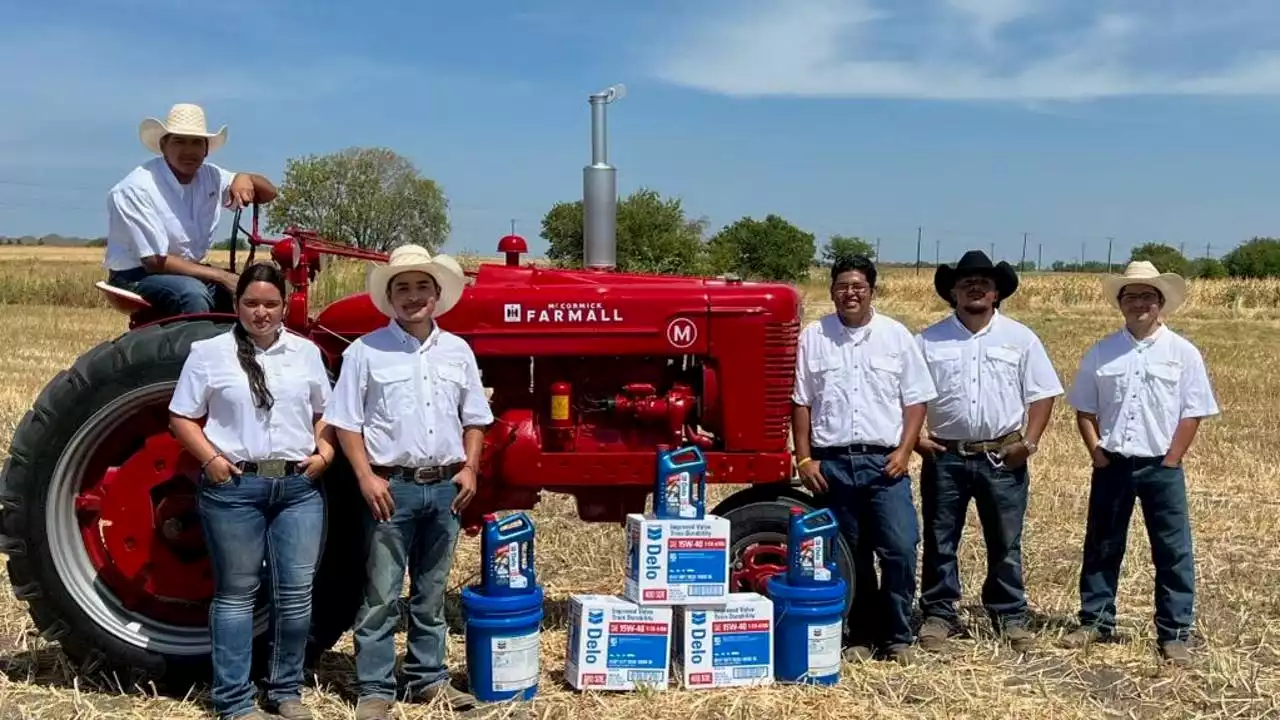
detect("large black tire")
[717,496,856,615]
[0,319,365,689]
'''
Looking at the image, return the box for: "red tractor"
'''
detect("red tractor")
[0,86,854,685]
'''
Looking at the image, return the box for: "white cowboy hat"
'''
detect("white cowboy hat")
[1101,260,1187,315]
[366,244,465,319]
[139,103,227,155]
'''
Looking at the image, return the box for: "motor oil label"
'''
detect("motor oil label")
[661,472,697,519]
[565,595,672,691]
[491,541,527,590]
[675,593,774,689]
[798,537,831,582]
[624,514,731,605]
[808,620,842,679]
[490,630,539,692]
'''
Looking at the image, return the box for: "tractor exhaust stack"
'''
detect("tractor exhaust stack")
[583,84,625,270]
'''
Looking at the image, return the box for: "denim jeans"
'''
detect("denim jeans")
[812,446,919,649]
[1077,451,1195,644]
[108,266,231,316]
[197,472,325,720]
[353,474,461,700]
[919,449,1029,629]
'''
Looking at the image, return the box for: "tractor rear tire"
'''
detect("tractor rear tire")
[720,498,856,614]
[0,319,365,689]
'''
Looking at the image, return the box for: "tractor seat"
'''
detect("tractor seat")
[95,280,152,315]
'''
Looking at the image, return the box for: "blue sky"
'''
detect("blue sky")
[3,0,1280,266]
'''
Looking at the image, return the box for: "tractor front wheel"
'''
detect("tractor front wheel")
[0,319,365,688]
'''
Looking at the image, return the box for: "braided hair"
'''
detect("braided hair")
[233,262,287,410]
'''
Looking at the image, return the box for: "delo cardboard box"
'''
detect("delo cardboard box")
[623,513,731,606]
[674,592,774,689]
[564,594,673,691]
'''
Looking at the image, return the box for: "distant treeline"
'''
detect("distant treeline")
[0,235,106,247]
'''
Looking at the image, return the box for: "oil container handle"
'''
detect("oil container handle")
[665,445,705,468]
[800,508,839,531]
[495,512,532,537]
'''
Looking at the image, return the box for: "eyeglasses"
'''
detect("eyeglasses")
[1120,292,1161,304]
[832,283,872,296]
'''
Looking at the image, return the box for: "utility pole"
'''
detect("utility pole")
[1106,236,1113,273]
[1205,241,1212,258]
[510,219,517,235]
[1037,243,1042,270]
[875,237,881,260]
[915,226,922,275]
[1180,241,1186,257]
[935,239,940,266]
[1020,232,1028,269]
[1080,240,1085,270]
[989,241,995,260]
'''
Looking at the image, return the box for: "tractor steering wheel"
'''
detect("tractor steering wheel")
[227,202,261,276]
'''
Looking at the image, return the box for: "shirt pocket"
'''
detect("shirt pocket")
[984,345,1022,385]
[1094,361,1128,406]
[866,351,903,403]
[432,361,468,408]
[925,346,963,390]
[370,363,417,416]
[806,346,848,420]
[1142,361,1182,416]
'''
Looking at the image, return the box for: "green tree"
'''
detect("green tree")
[266,147,449,252]
[1129,242,1190,277]
[1191,257,1227,279]
[540,188,709,275]
[821,235,875,266]
[1222,237,1280,278]
[706,214,816,283]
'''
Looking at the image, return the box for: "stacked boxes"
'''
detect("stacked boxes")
[565,509,775,691]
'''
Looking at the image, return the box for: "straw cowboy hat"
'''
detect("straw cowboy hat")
[934,249,1019,305]
[139,103,227,155]
[1102,260,1187,315]
[366,244,465,318]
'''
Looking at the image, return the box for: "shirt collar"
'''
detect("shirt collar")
[834,308,877,344]
[1123,322,1166,349]
[244,325,289,355]
[949,309,1000,338]
[387,318,440,352]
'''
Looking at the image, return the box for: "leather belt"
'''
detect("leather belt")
[933,431,1023,456]
[372,463,464,484]
[817,443,896,456]
[235,459,302,478]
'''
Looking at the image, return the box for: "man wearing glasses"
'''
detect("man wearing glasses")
[913,250,1063,654]
[791,254,937,664]
[1062,261,1219,666]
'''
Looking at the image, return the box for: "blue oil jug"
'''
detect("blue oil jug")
[786,507,839,586]
[481,512,536,595]
[653,444,707,520]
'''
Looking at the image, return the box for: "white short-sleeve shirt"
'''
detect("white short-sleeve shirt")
[104,156,236,271]
[1066,324,1220,458]
[916,311,1064,441]
[323,320,495,468]
[793,310,938,449]
[168,328,332,464]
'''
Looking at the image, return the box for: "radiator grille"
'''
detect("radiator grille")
[762,319,800,444]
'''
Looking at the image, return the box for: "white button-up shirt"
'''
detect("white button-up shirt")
[916,311,1064,441]
[793,311,938,449]
[104,156,236,271]
[169,328,331,464]
[323,320,495,467]
[1066,324,1220,458]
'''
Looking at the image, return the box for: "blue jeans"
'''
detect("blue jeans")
[1077,451,1195,644]
[197,472,325,720]
[108,266,231,316]
[353,474,461,700]
[813,446,919,649]
[919,449,1029,629]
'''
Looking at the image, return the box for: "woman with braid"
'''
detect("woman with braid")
[169,261,336,720]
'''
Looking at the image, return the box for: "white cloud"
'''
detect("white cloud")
[648,0,1280,101]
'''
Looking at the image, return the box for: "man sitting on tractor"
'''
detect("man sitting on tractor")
[103,103,278,317]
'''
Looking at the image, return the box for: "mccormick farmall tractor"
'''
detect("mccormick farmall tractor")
[0,85,855,684]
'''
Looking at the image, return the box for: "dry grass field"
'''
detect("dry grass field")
[1,247,1279,719]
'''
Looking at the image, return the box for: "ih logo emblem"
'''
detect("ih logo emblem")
[504,304,522,322]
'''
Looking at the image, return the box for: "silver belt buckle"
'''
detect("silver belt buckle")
[258,459,288,478]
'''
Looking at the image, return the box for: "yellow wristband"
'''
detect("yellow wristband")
[796,456,812,467]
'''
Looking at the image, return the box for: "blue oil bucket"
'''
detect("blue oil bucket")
[481,512,536,596]
[786,507,839,587]
[766,574,847,685]
[654,445,707,520]
[461,584,545,702]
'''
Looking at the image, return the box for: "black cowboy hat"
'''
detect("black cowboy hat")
[934,250,1019,304]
